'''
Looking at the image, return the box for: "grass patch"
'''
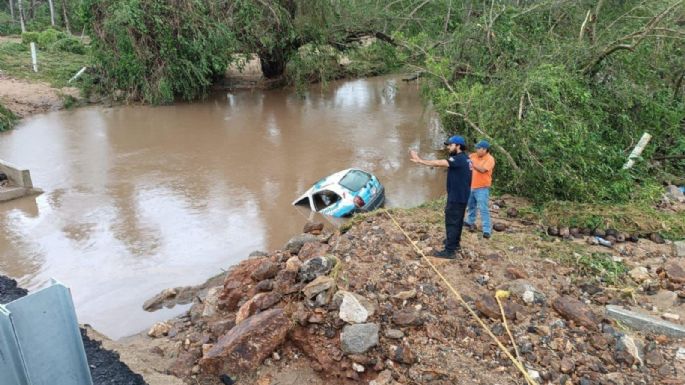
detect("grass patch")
[0,103,17,131]
[538,243,628,286]
[0,40,89,88]
[540,200,685,240]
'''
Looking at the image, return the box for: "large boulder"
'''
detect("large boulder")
[284,233,319,254]
[200,308,290,375]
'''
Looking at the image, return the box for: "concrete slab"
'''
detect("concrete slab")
[0,159,33,188]
[606,305,685,338]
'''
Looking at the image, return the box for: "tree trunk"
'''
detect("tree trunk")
[47,0,55,26]
[29,0,34,19]
[9,0,14,21]
[17,0,26,33]
[259,50,287,79]
[61,0,71,34]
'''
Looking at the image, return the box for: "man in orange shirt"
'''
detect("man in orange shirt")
[465,140,496,238]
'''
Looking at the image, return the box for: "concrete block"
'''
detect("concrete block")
[606,305,685,338]
[0,159,33,188]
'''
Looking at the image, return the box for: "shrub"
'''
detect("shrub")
[0,103,16,132]
[51,37,85,54]
[21,31,40,45]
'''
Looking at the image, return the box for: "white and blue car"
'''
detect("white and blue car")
[293,169,385,217]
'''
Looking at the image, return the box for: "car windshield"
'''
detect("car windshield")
[338,170,371,192]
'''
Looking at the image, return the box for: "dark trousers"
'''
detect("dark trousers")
[444,201,467,251]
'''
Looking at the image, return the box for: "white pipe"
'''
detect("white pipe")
[30,42,37,73]
[68,67,87,83]
[622,132,652,170]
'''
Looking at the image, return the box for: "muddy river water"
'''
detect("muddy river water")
[0,75,447,339]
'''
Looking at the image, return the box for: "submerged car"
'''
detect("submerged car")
[293,169,385,217]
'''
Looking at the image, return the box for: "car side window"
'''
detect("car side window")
[312,190,341,211]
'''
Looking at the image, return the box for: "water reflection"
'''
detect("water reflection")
[0,75,445,339]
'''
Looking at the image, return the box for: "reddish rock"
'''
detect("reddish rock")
[552,296,599,329]
[220,289,244,312]
[303,221,324,234]
[251,260,279,281]
[169,350,201,377]
[505,266,529,279]
[290,327,340,373]
[560,357,575,373]
[298,242,331,261]
[253,292,282,311]
[273,269,298,294]
[256,279,273,292]
[493,223,507,232]
[200,308,290,375]
[506,207,518,218]
[475,295,519,320]
[388,343,416,364]
[666,262,685,284]
[391,309,423,326]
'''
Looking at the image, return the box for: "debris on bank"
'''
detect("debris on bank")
[141,196,685,385]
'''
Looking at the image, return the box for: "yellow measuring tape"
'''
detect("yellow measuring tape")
[382,209,538,385]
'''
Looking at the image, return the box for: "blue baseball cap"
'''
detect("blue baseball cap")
[475,140,490,149]
[444,135,466,146]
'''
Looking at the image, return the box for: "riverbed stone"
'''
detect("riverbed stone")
[675,241,685,258]
[284,233,319,254]
[339,291,370,324]
[552,296,599,329]
[303,221,324,234]
[298,255,336,282]
[251,260,279,281]
[666,262,685,283]
[629,266,650,283]
[303,276,335,300]
[340,323,379,354]
[148,322,171,338]
[392,309,423,326]
[503,279,546,304]
[201,308,289,374]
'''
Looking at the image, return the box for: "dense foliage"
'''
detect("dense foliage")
[388,0,685,203]
[2,0,683,204]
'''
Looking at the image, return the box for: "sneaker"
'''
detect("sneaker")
[433,249,457,259]
[483,233,491,239]
[466,223,476,232]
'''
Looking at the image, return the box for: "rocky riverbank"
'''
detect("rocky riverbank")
[128,195,685,385]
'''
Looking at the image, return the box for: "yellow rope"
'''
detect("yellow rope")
[495,291,522,362]
[382,209,537,385]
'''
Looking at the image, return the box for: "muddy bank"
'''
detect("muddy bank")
[131,196,685,385]
[0,74,80,118]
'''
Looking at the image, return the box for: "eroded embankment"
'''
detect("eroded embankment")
[127,195,685,385]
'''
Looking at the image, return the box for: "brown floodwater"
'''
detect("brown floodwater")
[0,75,447,339]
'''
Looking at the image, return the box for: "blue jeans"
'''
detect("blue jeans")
[466,187,491,234]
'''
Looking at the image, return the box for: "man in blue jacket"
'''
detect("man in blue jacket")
[410,135,472,259]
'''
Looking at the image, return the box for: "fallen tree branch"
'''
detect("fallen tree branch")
[446,110,522,172]
[579,9,591,42]
[583,0,683,76]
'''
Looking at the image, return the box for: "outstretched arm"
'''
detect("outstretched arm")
[410,150,449,168]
